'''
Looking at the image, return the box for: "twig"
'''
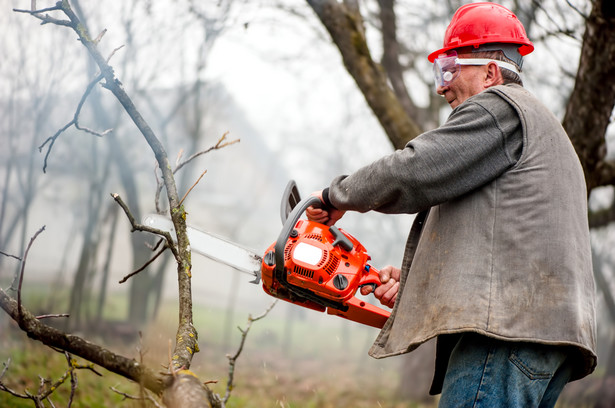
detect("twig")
[0,353,102,406]
[65,353,77,408]
[175,132,239,173]
[111,193,179,260]
[13,5,71,27]
[92,28,107,45]
[168,339,178,377]
[119,245,168,284]
[178,169,207,207]
[154,162,164,214]
[110,387,163,407]
[14,226,46,324]
[176,149,184,168]
[0,359,10,381]
[145,237,165,252]
[0,251,21,261]
[154,132,239,211]
[223,301,277,404]
[36,313,70,320]
[106,45,125,63]
[38,73,111,173]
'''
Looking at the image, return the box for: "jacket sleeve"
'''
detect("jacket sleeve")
[327,91,522,214]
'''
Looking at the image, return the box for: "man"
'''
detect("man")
[307,3,597,407]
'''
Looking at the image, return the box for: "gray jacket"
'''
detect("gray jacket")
[327,84,597,381]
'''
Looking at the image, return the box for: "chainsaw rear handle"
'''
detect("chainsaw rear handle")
[358,265,381,293]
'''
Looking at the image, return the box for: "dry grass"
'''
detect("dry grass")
[1,298,604,407]
[0,299,438,407]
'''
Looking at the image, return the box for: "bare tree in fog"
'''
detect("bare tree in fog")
[0,1,247,406]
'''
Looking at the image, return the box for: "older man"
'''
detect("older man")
[307,3,597,407]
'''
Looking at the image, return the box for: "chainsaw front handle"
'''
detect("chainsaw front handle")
[274,195,323,277]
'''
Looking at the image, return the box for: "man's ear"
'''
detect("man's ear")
[484,62,503,88]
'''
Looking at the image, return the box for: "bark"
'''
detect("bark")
[307,0,421,149]
[377,0,421,125]
[563,0,615,193]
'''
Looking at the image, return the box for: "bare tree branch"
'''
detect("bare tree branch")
[36,313,70,320]
[111,193,179,261]
[0,351,105,407]
[0,251,21,261]
[10,225,45,324]
[119,244,169,284]
[38,72,111,173]
[13,4,71,27]
[223,301,277,404]
[155,132,239,212]
[179,170,208,207]
[110,386,164,407]
[0,289,165,395]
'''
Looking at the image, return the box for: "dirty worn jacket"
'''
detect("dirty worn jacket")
[326,84,597,382]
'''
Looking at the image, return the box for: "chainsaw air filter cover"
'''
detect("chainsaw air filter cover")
[261,219,374,304]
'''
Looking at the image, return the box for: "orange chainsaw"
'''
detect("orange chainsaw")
[144,181,391,329]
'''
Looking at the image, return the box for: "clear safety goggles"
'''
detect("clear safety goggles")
[433,50,520,88]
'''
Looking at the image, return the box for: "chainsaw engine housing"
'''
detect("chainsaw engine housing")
[261,218,390,328]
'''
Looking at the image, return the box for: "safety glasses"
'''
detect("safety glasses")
[433,50,521,88]
[433,51,461,87]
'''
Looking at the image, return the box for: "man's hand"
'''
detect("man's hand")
[360,265,400,308]
[305,190,345,226]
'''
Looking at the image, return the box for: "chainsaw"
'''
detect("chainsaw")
[143,181,391,329]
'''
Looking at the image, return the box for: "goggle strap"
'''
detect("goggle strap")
[456,58,520,75]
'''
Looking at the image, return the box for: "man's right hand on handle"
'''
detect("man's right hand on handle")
[360,265,401,308]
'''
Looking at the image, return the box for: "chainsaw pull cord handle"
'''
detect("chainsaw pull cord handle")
[274,195,323,279]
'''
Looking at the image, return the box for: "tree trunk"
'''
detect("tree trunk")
[563,0,615,192]
[307,0,421,149]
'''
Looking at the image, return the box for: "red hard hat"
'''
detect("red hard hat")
[428,2,534,62]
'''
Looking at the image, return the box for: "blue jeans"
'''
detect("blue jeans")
[438,333,573,408]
